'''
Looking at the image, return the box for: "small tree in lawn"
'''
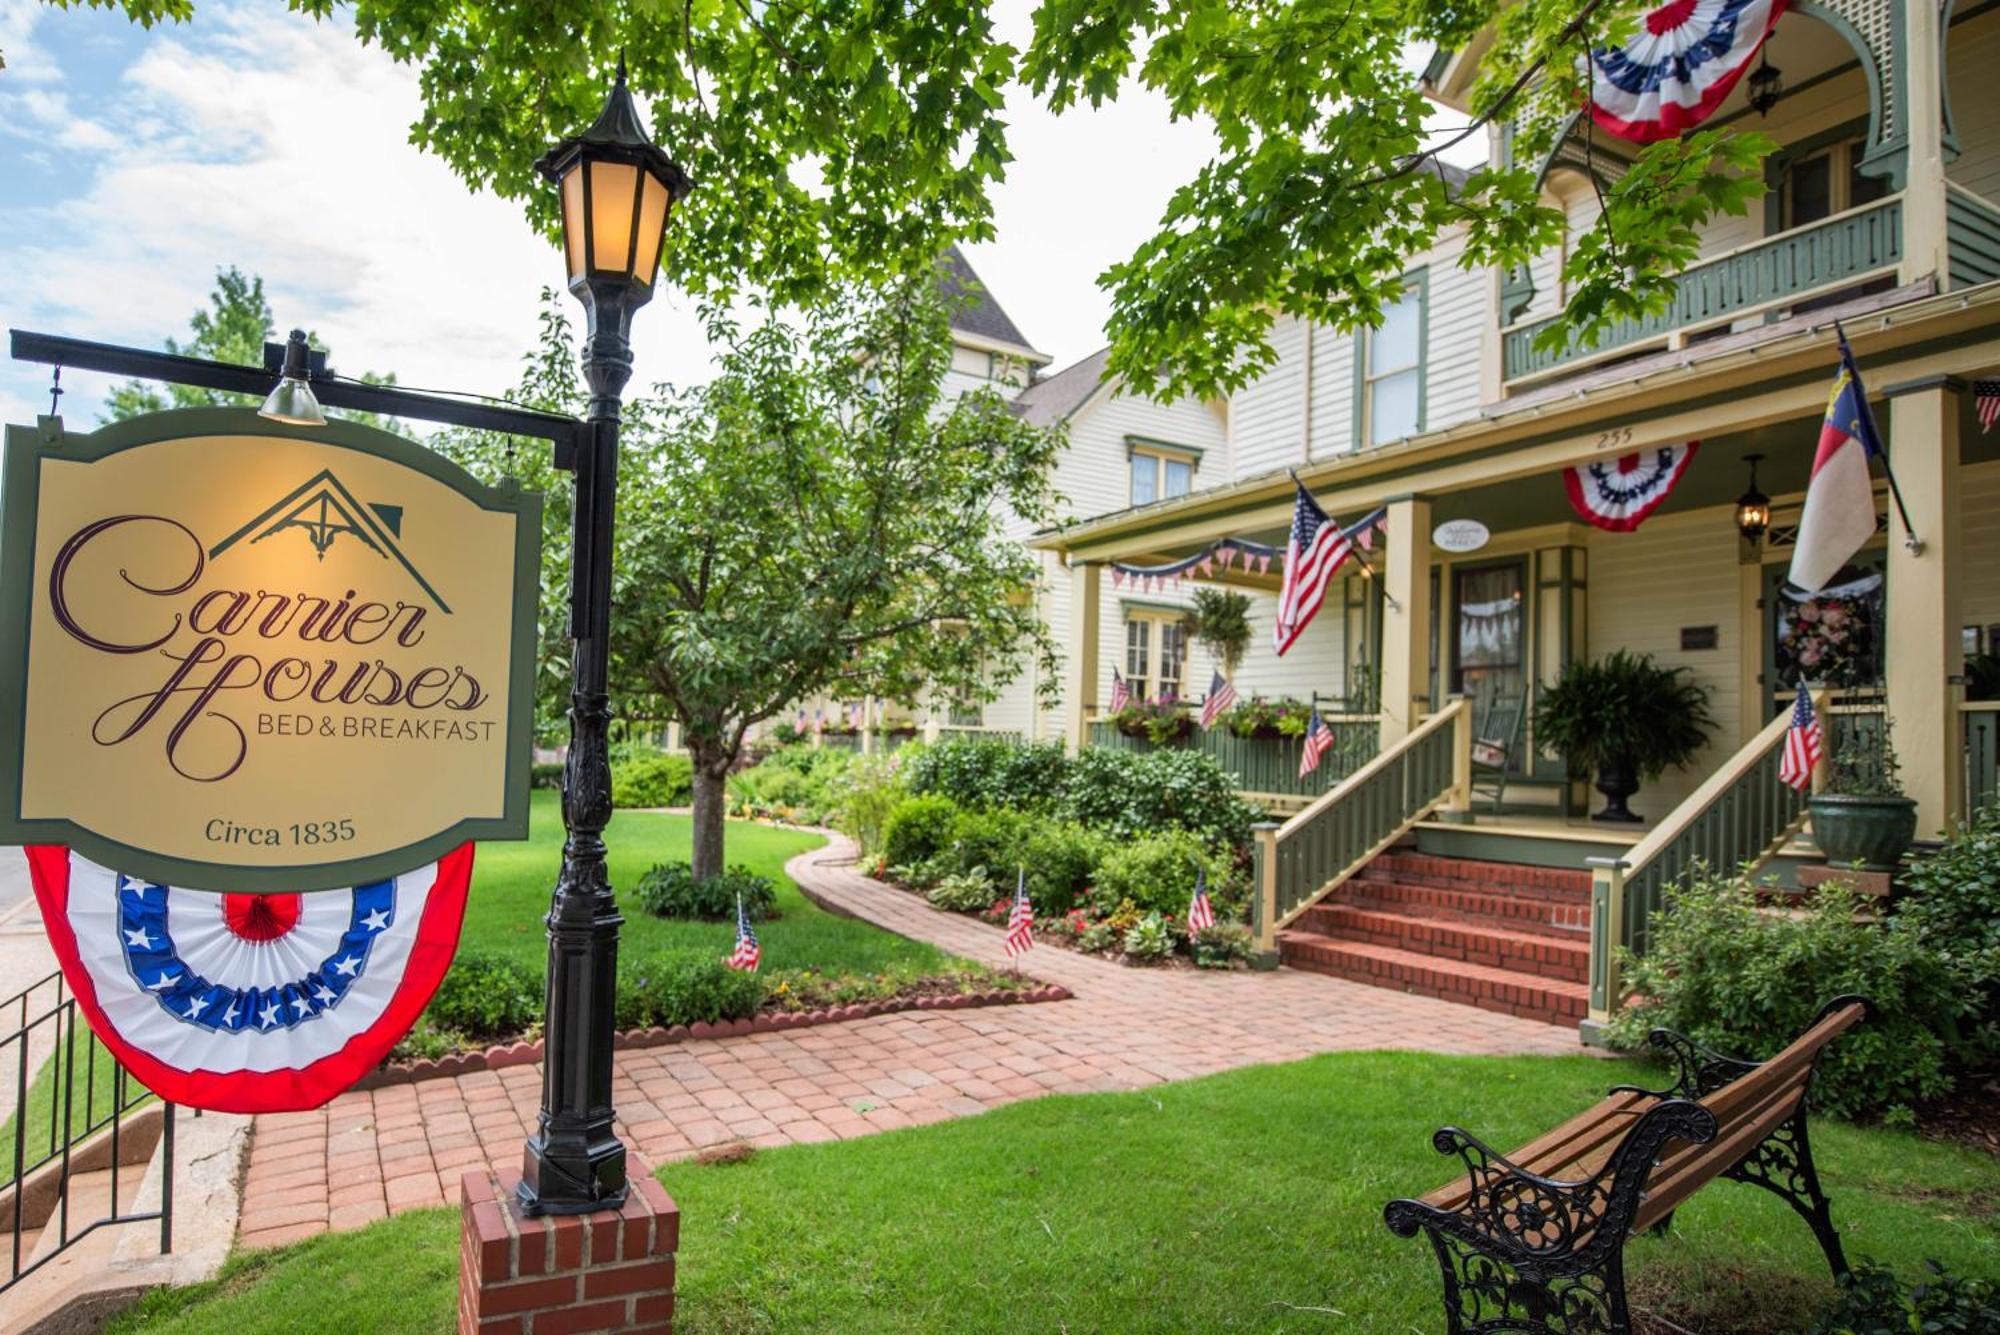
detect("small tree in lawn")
[613,281,1060,876]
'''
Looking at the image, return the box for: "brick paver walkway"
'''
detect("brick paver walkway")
[236,836,1581,1248]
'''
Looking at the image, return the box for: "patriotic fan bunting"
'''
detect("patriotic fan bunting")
[1590,0,1788,144]
[27,845,472,1113]
[1563,442,1699,532]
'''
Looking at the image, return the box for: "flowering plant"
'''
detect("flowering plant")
[1111,696,1194,744]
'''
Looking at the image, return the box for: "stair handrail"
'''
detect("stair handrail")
[1250,697,1472,957]
[1585,688,1829,1025]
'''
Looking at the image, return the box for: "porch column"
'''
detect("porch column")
[1883,379,1963,833]
[1063,560,1102,754]
[1378,495,1433,748]
[1899,0,1949,286]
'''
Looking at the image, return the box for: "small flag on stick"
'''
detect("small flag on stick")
[1778,683,1824,793]
[725,895,761,971]
[1199,670,1238,730]
[1187,865,1215,935]
[1004,868,1035,958]
[1299,710,1335,778]
[1108,668,1132,714]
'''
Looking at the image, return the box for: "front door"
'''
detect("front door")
[1452,560,1528,772]
[1765,557,1887,714]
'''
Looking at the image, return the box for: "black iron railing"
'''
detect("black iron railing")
[3,969,172,1294]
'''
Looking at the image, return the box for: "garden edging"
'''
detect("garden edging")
[361,984,1071,1092]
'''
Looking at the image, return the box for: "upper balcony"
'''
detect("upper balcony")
[1486,0,2000,389]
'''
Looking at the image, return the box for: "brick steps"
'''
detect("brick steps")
[1289,904,1589,984]
[1333,881,1591,939]
[1279,850,1594,1027]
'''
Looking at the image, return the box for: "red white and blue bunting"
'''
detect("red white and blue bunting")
[1109,537,1281,592]
[27,846,473,1113]
[1563,441,1700,532]
[1590,0,1787,144]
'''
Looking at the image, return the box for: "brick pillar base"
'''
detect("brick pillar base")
[459,1163,679,1334]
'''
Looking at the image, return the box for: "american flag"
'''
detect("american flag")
[1187,866,1215,934]
[1003,868,1034,958]
[1274,486,1385,656]
[1108,668,1132,714]
[1778,683,1824,793]
[725,895,761,971]
[849,701,866,729]
[1298,709,1336,778]
[1199,670,1238,729]
[1977,378,2000,434]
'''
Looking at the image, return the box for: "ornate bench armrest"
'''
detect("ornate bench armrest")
[1384,1102,1718,1269]
[1610,1029,1760,1101]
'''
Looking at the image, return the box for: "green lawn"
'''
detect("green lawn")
[111,1051,2000,1334]
[460,791,950,978]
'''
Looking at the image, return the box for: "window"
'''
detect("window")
[1122,610,1188,702]
[1363,278,1424,447]
[1128,444,1198,506]
[1781,139,1889,229]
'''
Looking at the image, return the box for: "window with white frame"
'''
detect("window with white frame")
[1123,610,1188,702]
[1363,279,1424,447]
[1128,443,1196,507]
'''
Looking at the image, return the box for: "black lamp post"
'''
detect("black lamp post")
[520,61,691,1217]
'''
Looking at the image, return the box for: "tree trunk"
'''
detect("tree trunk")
[688,741,732,882]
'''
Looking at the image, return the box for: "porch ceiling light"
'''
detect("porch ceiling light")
[1736,453,1771,545]
[1747,51,1782,117]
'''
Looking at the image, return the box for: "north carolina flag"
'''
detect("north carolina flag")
[1789,335,1884,594]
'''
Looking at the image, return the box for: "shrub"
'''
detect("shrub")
[1019,822,1107,916]
[880,794,962,868]
[1812,1259,2000,1334]
[615,951,766,1029]
[938,806,1037,879]
[1606,870,1967,1122]
[610,748,694,808]
[1894,804,2000,1063]
[1058,747,1254,851]
[728,743,858,823]
[904,738,1068,810]
[839,755,907,857]
[1076,920,1121,954]
[927,867,995,913]
[1090,828,1239,921]
[634,864,779,921]
[427,951,541,1040]
[1122,912,1174,961]
[1192,923,1254,969]
[531,761,565,790]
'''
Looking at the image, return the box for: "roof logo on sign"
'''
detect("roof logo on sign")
[208,469,450,613]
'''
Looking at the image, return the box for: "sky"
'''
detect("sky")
[0,0,1462,424]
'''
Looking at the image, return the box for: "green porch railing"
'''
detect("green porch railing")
[1086,716,1378,800]
[1502,197,1904,382]
[1250,699,1472,956]
[1586,691,1831,1023]
[936,725,1026,745]
[1947,182,2000,290]
[1963,703,2000,819]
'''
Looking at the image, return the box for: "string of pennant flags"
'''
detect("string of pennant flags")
[1108,536,1284,590]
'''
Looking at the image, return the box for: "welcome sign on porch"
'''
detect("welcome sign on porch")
[0,407,541,890]
[0,408,540,1111]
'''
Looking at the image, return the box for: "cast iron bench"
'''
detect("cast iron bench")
[1384,995,1872,1334]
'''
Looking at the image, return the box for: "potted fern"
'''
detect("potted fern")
[1184,588,1251,681]
[1533,650,1716,822]
[1809,717,1916,871]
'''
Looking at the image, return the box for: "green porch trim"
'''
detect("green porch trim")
[1124,435,1205,461]
[1086,718,1377,800]
[1946,185,2000,289]
[1503,197,1904,382]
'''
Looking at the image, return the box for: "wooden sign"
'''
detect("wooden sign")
[0,408,541,892]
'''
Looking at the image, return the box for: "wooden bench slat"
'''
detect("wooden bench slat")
[1632,1073,1807,1232]
[1421,1090,1655,1209]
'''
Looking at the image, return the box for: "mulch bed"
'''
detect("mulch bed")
[358,981,1070,1093]
[1916,1073,2000,1157]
